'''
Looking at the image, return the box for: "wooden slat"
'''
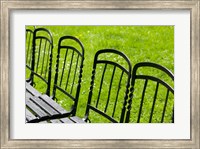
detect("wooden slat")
[26,96,49,118]
[69,116,86,123]
[60,117,74,123]
[26,109,37,122]
[50,119,62,123]
[28,94,60,116]
[39,120,49,123]
[40,94,69,115]
[39,118,75,123]
[26,82,42,97]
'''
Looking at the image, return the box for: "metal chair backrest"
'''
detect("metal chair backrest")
[52,36,84,116]
[126,62,174,123]
[30,28,53,96]
[26,28,34,82]
[84,49,132,123]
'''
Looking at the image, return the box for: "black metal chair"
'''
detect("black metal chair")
[125,62,174,123]
[82,49,132,123]
[30,28,53,96]
[26,28,34,82]
[52,36,84,116]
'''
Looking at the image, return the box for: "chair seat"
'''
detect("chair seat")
[26,83,73,123]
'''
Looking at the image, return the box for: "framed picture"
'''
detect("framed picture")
[1,0,199,148]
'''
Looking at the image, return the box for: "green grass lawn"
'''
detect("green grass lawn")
[26,25,174,123]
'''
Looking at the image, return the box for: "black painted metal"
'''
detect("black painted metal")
[52,36,84,116]
[84,49,132,123]
[26,28,34,82]
[126,62,174,123]
[30,28,53,96]
[149,82,159,122]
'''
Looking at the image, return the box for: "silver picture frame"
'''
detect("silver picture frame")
[1,0,199,148]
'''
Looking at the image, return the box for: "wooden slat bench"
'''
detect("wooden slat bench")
[26,82,86,123]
